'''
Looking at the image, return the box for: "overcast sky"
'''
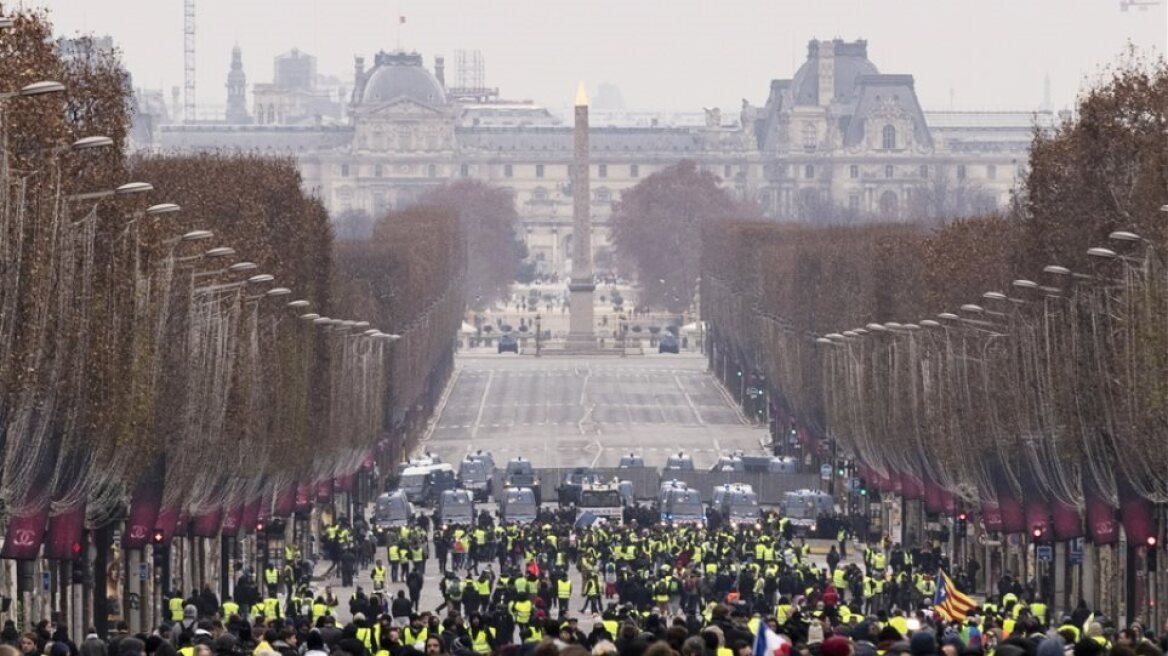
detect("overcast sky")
[47,0,1167,114]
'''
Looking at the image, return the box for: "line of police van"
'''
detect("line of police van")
[373,450,835,533]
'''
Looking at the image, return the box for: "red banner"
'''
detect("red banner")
[124,478,163,549]
[1120,494,1154,544]
[999,493,1025,533]
[925,480,954,515]
[315,479,333,503]
[981,500,1004,531]
[154,507,180,545]
[1052,501,1084,540]
[335,473,355,493]
[44,504,85,560]
[220,505,243,536]
[1,505,48,560]
[1025,498,1050,538]
[191,506,224,538]
[294,482,311,512]
[1086,495,1119,545]
[900,473,923,501]
[241,498,261,534]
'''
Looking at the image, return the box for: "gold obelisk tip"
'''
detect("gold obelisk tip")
[575,81,588,107]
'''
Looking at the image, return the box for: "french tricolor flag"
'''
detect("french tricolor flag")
[753,622,791,656]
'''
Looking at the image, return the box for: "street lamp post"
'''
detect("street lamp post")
[534,314,542,357]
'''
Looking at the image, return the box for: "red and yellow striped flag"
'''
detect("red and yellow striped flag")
[933,569,976,621]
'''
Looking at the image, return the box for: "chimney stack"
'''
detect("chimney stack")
[435,56,445,88]
[817,40,835,107]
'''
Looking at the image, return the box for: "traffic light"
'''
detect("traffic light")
[255,520,264,533]
[70,541,84,584]
[1031,524,1050,542]
[152,529,165,545]
[1147,535,1158,548]
[1148,536,1159,569]
[957,512,968,523]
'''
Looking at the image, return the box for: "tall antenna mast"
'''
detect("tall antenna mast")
[184,0,196,123]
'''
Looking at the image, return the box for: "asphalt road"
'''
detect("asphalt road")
[420,353,768,469]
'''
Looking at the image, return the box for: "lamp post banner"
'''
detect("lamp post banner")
[45,503,86,560]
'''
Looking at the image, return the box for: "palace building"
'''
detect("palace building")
[154,39,1056,275]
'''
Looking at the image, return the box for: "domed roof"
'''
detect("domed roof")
[790,39,878,106]
[361,51,446,107]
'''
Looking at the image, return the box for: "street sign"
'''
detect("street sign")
[820,464,832,480]
[139,563,149,581]
[41,572,50,593]
[1036,545,1053,562]
[1070,537,1084,565]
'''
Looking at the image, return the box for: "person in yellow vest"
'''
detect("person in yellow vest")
[262,595,281,621]
[264,564,281,598]
[509,593,534,630]
[221,595,240,620]
[168,593,186,622]
[371,559,387,592]
[402,614,429,648]
[582,574,601,614]
[311,596,330,623]
[388,542,402,582]
[555,573,572,617]
[250,600,266,622]
[467,613,496,655]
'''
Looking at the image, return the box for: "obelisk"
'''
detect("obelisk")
[566,81,596,350]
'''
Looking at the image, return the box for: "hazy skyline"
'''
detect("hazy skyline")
[49,0,1167,116]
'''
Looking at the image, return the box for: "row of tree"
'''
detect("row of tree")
[701,55,1168,517]
[0,9,464,551]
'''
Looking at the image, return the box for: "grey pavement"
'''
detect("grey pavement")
[420,353,767,469]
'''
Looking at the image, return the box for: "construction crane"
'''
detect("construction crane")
[183,0,195,123]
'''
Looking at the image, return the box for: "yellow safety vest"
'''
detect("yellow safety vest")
[372,566,386,582]
[179,647,194,656]
[263,597,281,619]
[403,627,428,645]
[312,602,328,621]
[557,579,572,599]
[265,568,279,584]
[471,628,495,655]
[388,545,400,562]
[523,627,543,644]
[511,600,532,624]
[169,597,185,621]
[222,601,239,617]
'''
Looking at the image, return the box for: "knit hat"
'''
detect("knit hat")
[821,636,851,656]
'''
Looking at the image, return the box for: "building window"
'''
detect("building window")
[957,164,966,180]
[532,187,548,201]
[882,125,897,150]
[724,164,732,178]
[804,164,814,179]
[884,165,894,179]
[849,194,861,212]
[374,164,383,178]
[536,164,545,178]
[630,164,639,178]
[849,165,859,179]
[879,190,899,218]
[460,163,469,177]
[598,163,607,178]
[340,164,350,177]
[987,164,997,180]
[504,164,513,178]
[919,165,928,179]
[427,164,437,178]
[595,188,611,202]
[802,123,817,150]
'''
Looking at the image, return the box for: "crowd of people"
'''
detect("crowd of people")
[13,509,1168,656]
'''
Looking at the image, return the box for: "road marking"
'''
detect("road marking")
[421,365,463,445]
[675,374,705,426]
[469,370,494,439]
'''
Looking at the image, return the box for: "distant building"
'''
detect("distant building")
[158,39,1055,274]
[252,48,346,126]
[225,45,251,124]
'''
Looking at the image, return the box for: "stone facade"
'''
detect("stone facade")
[159,39,1054,275]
